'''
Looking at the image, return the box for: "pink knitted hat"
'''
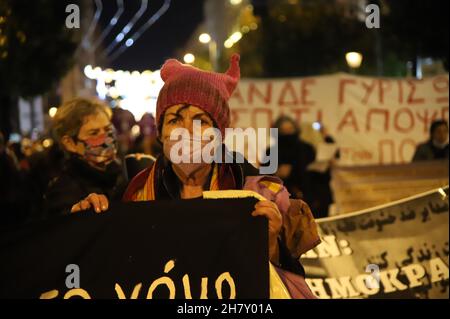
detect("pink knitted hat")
[156,53,240,137]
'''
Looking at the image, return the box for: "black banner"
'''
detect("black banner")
[0,198,269,299]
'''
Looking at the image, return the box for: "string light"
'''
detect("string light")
[81,0,103,50]
[83,65,164,120]
[106,0,149,56]
[48,107,58,118]
[199,33,211,44]
[224,31,242,48]
[183,53,195,64]
[109,0,171,61]
[92,0,124,51]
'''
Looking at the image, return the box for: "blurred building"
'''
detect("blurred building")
[59,0,105,103]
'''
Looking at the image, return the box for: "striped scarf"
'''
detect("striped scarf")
[132,159,220,201]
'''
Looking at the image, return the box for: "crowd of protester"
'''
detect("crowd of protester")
[0,102,448,228]
[0,104,161,228]
[0,112,326,228]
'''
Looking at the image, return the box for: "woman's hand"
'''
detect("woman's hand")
[71,193,109,214]
[251,200,282,263]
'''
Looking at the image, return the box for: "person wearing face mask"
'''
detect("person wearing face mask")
[68,55,321,298]
[413,120,449,162]
[119,54,260,202]
[43,98,127,218]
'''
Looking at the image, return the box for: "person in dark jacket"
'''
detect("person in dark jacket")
[266,116,316,201]
[44,98,127,218]
[412,120,449,161]
[308,124,339,218]
[26,141,65,221]
[0,133,30,227]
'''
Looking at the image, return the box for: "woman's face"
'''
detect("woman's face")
[160,104,216,183]
[78,112,113,141]
[62,111,114,159]
[160,104,214,141]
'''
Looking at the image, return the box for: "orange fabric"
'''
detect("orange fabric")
[132,163,219,201]
[282,199,321,258]
[132,161,156,201]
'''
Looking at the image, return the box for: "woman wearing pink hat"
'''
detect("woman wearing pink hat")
[70,54,320,298]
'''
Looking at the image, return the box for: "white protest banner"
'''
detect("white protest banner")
[228,74,449,165]
[300,186,449,299]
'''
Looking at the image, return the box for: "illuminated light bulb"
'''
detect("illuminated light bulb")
[199,33,211,44]
[42,138,53,148]
[48,107,58,118]
[131,124,141,137]
[230,31,242,43]
[84,65,96,79]
[224,39,234,49]
[345,52,363,69]
[183,53,195,64]
[241,25,250,33]
[104,68,115,83]
[125,38,134,47]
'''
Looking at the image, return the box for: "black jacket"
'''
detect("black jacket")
[44,156,127,218]
[149,152,259,200]
[412,140,449,161]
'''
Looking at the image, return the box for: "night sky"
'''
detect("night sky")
[98,0,205,71]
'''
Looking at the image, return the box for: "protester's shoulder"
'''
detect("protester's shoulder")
[230,151,260,176]
[300,140,315,151]
[122,164,154,201]
[415,141,430,149]
[29,146,64,170]
[46,171,78,195]
[414,141,433,155]
[131,166,153,186]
